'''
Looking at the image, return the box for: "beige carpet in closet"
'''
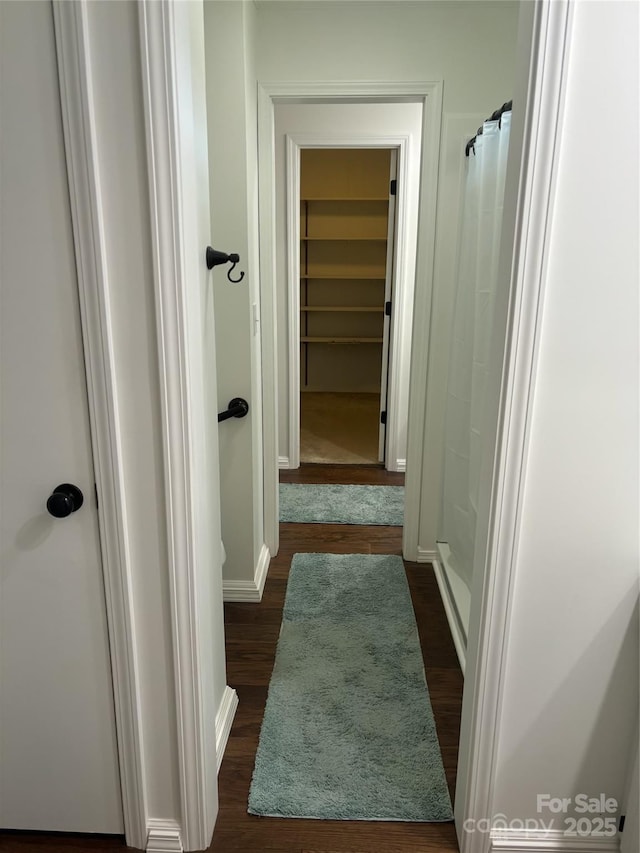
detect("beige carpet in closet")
[300,392,380,465]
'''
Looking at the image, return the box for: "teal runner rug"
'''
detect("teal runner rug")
[248,553,453,821]
[279,483,404,526]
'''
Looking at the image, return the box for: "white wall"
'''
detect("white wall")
[489,0,639,832]
[255,0,519,97]
[273,102,423,469]
[204,1,267,594]
[255,0,519,518]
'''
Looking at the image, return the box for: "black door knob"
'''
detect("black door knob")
[46,484,84,518]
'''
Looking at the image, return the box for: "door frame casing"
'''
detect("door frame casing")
[257,81,443,555]
[138,1,226,849]
[284,132,412,471]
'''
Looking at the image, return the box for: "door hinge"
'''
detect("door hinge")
[619,815,625,833]
[385,300,392,316]
[380,410,387,425]
[390,179,397,196]
[94,482,99,509]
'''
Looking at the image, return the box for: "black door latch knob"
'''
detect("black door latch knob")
[46,484,84,518]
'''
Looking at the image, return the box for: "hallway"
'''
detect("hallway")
[212,465,463,852]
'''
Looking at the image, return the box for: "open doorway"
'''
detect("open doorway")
[272,99,425,480]
[298,147,396,465]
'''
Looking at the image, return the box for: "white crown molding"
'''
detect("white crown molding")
[223,544,270,602]
[146,819,184,853]
[52,2,148,847]
[215,686,239,773]
[457,3,575,852]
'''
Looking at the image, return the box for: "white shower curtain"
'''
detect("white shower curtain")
[440,110,512,590]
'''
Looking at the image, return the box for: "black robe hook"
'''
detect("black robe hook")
[205,246,245,283]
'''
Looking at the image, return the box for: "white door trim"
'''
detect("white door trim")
[285,133,301,469]
[456,3,574,851]
[257,88,281,557]
[138,2,218,850]
[379,149,399,463]
[52,2,148,848]
[257,81,443,548]
[284,132,411,471]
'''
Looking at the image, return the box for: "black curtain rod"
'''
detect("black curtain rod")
[465,100,513,157]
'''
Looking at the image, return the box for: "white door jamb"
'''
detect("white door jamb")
[284,132,411,472]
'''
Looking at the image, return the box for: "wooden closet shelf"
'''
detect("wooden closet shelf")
[300,274,386,280]
[301,336,383,344]
[300,306,384,312]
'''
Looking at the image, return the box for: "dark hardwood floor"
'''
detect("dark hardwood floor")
[211,464,463,852]
[0,835,127,853]
[0,465,463,853]
[279,463,405,486]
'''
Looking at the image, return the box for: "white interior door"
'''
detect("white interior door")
[0,1,123,833]
[378,149,398,462]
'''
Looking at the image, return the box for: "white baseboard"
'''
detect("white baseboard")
[278,455,289,469]
[432,550,467,676]
[254,542,270,595]
[215,685,238,772]
[146,819,183,853]
[386,457,406,473]
[490,828,620,852]
[223,543,270,602]
[416,546,438,563]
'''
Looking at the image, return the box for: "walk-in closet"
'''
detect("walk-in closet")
[299,148,395,464]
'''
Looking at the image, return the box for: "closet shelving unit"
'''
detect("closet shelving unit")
[299,165,391,392]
